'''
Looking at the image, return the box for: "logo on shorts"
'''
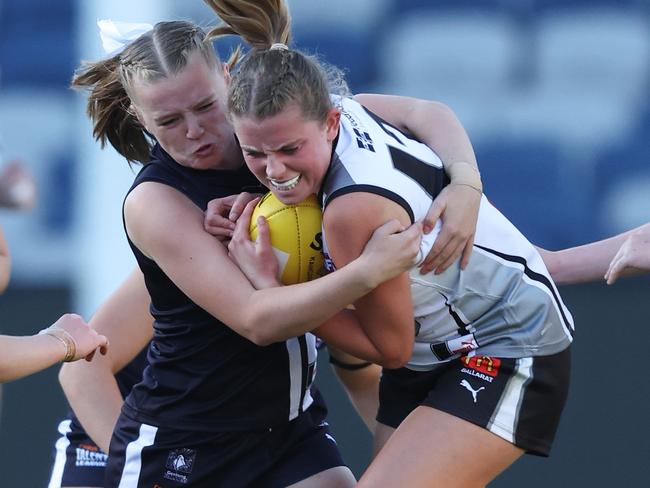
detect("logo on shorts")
[164,448,196,484]
[75,443,108,468]
[460,355,501,383]
[460,379,485,403]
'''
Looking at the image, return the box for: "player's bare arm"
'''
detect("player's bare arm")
[353,93,481,274]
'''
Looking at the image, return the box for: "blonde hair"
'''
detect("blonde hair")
[204,0,349,122]
[72,20,222,165]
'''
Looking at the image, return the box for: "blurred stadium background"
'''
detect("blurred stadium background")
[0,0,649,486]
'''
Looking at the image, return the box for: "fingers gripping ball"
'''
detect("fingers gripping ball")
[249,193,325,285]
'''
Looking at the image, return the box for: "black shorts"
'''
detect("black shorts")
[48,419,108,488]
[377,347,571,456]
[105,405,346,487]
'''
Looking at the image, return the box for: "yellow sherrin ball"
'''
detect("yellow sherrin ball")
[249,192,325,285]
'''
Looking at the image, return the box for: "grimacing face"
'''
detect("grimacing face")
[131,51,241,170]
[233,103,341,205]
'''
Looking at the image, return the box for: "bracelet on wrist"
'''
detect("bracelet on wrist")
[447,161,480,172]
[447,162,482,187]
[39,327,76,362]
[449,181,483,195]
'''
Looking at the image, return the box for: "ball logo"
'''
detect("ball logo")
[250,193,325,285]
[310,232,323,251]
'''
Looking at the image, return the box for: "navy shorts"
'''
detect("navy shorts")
[105,405,346,487]
[378,347,571,456]
[48,419,108,488]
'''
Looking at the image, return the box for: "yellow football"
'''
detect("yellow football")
[249,192,325,285]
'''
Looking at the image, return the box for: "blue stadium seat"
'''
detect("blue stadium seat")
[375,10,520,138]
[388,0,512,15]
[476,139,591,249]
[532,0,638,13]
[0,0,76,88]
[504,7,649,151]
[288,0,389,93]
[293,30,378,93]
[594,137,650,237]
[594,137,650,197]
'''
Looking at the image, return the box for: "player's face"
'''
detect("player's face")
[131,51,241,170]
[233,103,340,204]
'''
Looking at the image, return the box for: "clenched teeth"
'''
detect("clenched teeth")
[269,175,300,191]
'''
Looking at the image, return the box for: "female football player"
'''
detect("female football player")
[203,1,574,486]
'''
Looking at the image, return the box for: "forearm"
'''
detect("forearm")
[405,101,478,172]
[244,259,378,345]
[0,334,66,382]
[314,310,394,367]
[541,232,635,285]
[59,356,123,452]
[59,267,152,450]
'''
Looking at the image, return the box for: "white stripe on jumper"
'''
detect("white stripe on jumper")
[117,423,158,488]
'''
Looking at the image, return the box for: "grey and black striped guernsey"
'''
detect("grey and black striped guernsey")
[122,144,318,431]
[321,97,574,370]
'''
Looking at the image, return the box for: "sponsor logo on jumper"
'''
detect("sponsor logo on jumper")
[309,232,323,251]
[353,128,375,152]
[342,111,374,151]
[341,110,375,152]
[75,446,108,467]
[460,356,501,383]
[460,379,485,403]
[414,320,421,337]
[164,448,196,484]
[447,334,478,355]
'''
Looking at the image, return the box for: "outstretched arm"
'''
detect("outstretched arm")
[0,314,108,383]
[540,222,650,285]
[354,94,481,274]
[59,267,152,452]
[605,223,650,283]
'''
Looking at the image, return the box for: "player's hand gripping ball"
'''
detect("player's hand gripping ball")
[249,193,325,285]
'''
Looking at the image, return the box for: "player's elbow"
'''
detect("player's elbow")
[246,329,275,347]
[239,304,307,346]
[239,315,280,347]
[377,340,412,369]
[380,352,410,370]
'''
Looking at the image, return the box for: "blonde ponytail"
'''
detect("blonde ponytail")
[203,0,349,121]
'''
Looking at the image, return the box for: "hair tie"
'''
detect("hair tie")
[269,43,289,51]
[97,19,154,57]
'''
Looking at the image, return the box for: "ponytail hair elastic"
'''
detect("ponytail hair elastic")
[97,19,154,57]
[269,42,289,51]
